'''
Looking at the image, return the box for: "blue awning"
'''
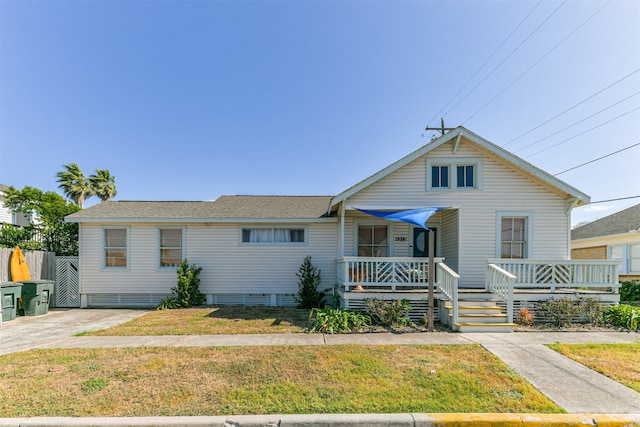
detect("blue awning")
[355,207,445,230]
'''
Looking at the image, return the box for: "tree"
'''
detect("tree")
[56,163,93,208]
[2,186,81,256]
[89,169,117,201]
[295,256,324,309]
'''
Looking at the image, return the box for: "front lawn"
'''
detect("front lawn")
[0,344,562,416]
[547,343,640,393]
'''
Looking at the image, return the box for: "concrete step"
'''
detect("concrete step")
[455,322,516,333]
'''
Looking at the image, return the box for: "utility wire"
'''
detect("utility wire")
[424,0,543,128]
[462,0,611,126]
[515,91,640,154]
[589,195,640,204]
[524,105,640,158]
[553,142,640,175]
[503,68,640,147]
[442,0,568,120]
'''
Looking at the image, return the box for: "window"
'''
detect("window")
[241,227,305,244]
[456,165,475,188]
[426,158,481,190]
[630,244,640,273]
[431,165,449,188]
[104,228,127,268]
[610,243,640,273]
[159,228,183,267]
[500,217,527,259]
[358,224,388,257]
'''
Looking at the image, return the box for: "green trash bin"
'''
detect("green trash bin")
[18,280,54,316]
[1,282,23,322]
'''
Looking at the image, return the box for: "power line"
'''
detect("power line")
[503,67,640,147]
[424,0,543,128]
[524,105,640,158]
[589,195,640,204]
[514,91,640,154]
[462,0,611,126]
[441,0,568,120]
[553,142,640,175]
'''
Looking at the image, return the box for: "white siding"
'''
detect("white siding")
[79,221,337,301]
[0,197,13,224]
[343,139,570,286]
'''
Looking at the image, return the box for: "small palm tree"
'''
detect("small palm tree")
[56,163,93,208]
[89,169,117,202]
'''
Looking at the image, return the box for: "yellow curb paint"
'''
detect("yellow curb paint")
[424,414,640,426]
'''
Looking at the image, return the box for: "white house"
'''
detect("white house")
[0,184,35,227]
[66,127,620,331]
[572,204,640,281]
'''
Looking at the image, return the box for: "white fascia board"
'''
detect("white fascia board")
[67,217,337,224]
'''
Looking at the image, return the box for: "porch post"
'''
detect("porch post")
[428,229,435,331]
[339,203,345,257]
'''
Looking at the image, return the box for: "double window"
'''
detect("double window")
[609,243,640,274]
[103,227,128,268]
[427,158,481,190]
[241,227,305,244]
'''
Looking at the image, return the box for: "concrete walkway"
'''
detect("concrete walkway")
[1,309,639,415]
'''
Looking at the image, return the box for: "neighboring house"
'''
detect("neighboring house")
[0,184,35,227]
[67,127,617,330]
[572,204,640,281]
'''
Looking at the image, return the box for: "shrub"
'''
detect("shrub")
[620,280,640,303]
[157,259,205,310]
[308,306,370,334]
[517,307,534,326]
[364,298,413,327]
[539,297,581,327]
[604,304,640,331]
[295,256,324,309]
[576,295,605,326]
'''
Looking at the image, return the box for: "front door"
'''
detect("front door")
[413,228,436,258]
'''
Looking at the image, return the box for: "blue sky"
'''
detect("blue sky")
[1,0,638,226]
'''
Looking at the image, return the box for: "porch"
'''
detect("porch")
[336,257,621,332]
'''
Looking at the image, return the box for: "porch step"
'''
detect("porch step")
[444,303,504,314]
[453,313,508,323]
[455,322,516,333]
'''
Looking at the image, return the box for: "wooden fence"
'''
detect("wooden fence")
[0,247,56,282]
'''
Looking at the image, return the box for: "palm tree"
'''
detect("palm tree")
[56,163,93,208]
[89,169,117,202]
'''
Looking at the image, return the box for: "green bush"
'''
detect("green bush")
[295,256,324,309]
[620,280,640,303]
[604,304,640,331]
[364,298,413,327]
[157,259,205,310]
[576,295,605,326]
[308,306,370,334]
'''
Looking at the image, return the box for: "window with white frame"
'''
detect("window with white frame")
[159,228,183,267]
[357,224,389,257]
[497,213,531,259]
[609,243,640,273]
[427,158,481,190]
[241,227,305,244]
[103,228,128,268]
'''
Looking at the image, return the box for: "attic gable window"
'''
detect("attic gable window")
[426,158,482,190]
[241,227,306,244]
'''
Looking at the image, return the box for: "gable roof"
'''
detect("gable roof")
[330,126,590,208]
[571,204,640,240]
[66,196,334,223]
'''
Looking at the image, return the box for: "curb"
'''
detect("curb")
[0,414,639,427]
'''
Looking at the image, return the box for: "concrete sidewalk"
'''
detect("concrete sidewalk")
[1,309,639,415]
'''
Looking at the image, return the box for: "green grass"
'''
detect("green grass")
[83,306,311,336]
[548,343,640,393]
[0,345,563,416]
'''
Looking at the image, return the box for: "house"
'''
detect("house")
[66,127,620,331]
[572,204,640,281]
[0,184,35,227]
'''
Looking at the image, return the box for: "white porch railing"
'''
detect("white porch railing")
[436,262,460,326]
[336,257,444,291]
[487,259,621,293]
[485,263,516,323]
